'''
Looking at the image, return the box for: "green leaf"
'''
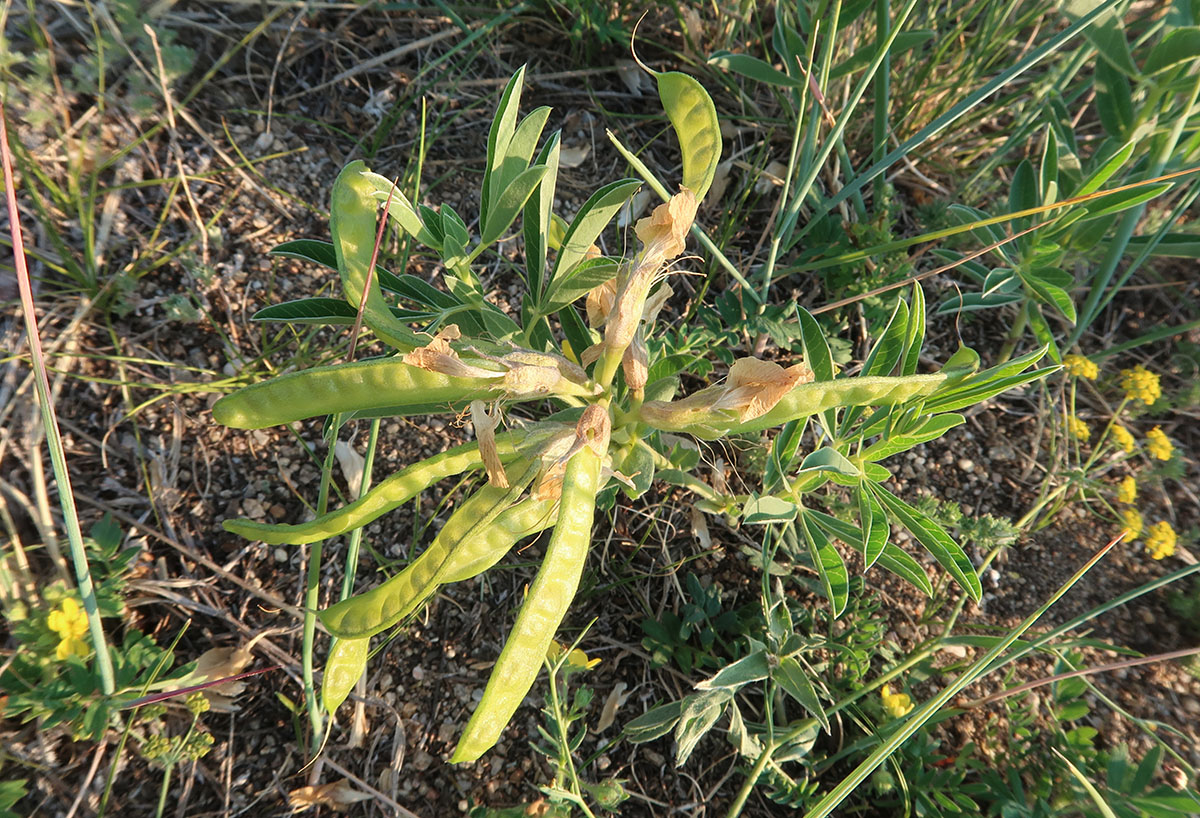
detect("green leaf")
[871,486,981,600]
[1126,232,1200,257]
[708,51,803,87]
[252,297,431,325]
[491,105,551,219]
[797,306,835,381]
[696,650,770,690]
[480,165,548,248]
[524,131,561,299]
[765,419,804,491]
[1143,27,1200,74]
[619,444,656,500]
[1040,127,1060,203]
[675,690,730,765]
[874,543,932,596]
[830,30,935,79]
[1065,0,1138,76]
[901,283,925,376]
[743,496,798,525]
[1076,140,1135,196]
[624,700,684,743]
[1009,159,1038,234]
[549,178,641,286]
[862,298,908,377]
[776,657,830,731]
[542,258,621,313]
[360,171,440,247]
[862,489,888,569]
[1023,268,1078,323]
[859,414,966,461]
[481,67,526,230]
[799,513,849,617]
[798,447,860,476]
[654,70,722,201]
[1080,183,1171,221]
[1094,59,1134,139]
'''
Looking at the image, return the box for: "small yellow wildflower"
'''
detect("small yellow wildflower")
[1111,425,1135,454]
[1067,416,1090,442]
[1146,426,1174,461]
[1119,365,1161,405]
[1116,476,1137,505]
[881,684,914,719]
[1144,521,1177,560]
[1119,508,1143,542]
[566,648,602,671]
[1063,355,1098,380]
[47,597,89,660]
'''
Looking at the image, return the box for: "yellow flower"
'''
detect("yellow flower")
[1063,355,1098,380]
[1144,521,1177,560]
[1119,508,1143,542]
[1116,476,1137,505]
[47,598,90,660]
[1146,426,1174,461]
[566,648,601,672]
[1119,365,1161,405]
[881,684,914,719]
[1111,425,1135,454]
[1067,416,1090,442]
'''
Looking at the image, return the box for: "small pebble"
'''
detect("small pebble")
[958,458,975,473]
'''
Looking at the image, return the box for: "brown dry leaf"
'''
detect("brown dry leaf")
[193,645,254,711]
[470,400,509,488]
[714,357,815,421]
[755,160,788,195]
[691,506,711,549]
[403,325,499,380]
[596,681,629,732]
[706,159,734,207]
[586,277,618,327]
[558,144,591,168]
[622,331,648,391]
[288,780,372,813]
[635,188,698,265]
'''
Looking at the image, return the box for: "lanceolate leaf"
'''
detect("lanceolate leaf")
[549,178,641,289]
[798,512,849,617]
[870,485,981,601]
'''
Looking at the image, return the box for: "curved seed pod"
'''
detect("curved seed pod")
[321,636,369,716]
[438,496,557,584]
[655,72,721,202]
[212,358,505,430]
[224,436,520,545]
[451,406,609,763]
[320,463,542,640]
[639,374,948,439]
[331,161,425,352]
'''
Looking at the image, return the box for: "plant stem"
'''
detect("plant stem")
[155,764,172,818]
[302,417,342,753]
[1,102,115,694]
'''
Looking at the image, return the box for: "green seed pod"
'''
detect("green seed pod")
[321,636,370,717]
[212,357,505,430]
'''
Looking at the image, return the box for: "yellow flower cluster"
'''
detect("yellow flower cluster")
[1116,476,1137,505]
[1146,426,1174,461]
[881,684,914,719]
[1063,355,1098,380]
[1111,425,1135,454]
[1120,508,1143,542]
[1119,365,1161,405]
[47,598,90,660]
[1144,521,1177,560]
[1067,416,1090,442]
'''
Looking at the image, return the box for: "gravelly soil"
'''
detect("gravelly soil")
[3,5,1199,817]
